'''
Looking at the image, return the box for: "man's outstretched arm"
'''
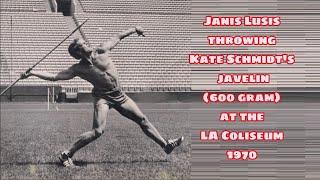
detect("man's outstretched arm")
[101,26,144,51]
[21,67,76,81]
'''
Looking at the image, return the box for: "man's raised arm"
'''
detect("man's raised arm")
[21,67,76,81]
[101,26,144,51]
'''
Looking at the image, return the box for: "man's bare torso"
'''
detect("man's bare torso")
[72,48,120,91]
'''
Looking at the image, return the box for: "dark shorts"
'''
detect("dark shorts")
[92,87,128,107]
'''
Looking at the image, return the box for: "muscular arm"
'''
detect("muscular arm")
[101,26,144,51]
[28,68,75,81]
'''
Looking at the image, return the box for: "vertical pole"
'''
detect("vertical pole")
[47,87,50,110]
[9,16,13,101]
[52,86,55,103]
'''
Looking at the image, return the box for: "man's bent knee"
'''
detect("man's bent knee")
[94,128,104,138]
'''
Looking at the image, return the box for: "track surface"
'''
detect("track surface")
[1,103,191,180]
[2,101,320,180]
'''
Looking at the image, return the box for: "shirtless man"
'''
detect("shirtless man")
[21,26,183,167]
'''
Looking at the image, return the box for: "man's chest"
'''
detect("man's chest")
[75,62,117,79]
[91,53,113,72]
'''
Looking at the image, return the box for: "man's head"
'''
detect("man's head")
[68,38,92,59]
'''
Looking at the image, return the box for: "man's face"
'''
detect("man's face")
[74,39,92,57]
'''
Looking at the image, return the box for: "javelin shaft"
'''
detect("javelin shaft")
[28,18,89,72]
[0,19,89,96]
[0,78,20,96]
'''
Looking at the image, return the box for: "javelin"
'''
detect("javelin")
[0,19,89,96]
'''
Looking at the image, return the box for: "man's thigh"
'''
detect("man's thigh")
[93,97,110,130]
[113,97,145,123]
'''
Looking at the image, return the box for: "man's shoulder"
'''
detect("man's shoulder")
[95,44,111,54]
[69,63,87,72]
[70,63,80,69]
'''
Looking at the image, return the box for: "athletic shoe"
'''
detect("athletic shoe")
[163,136,184,154]
[59,151,74,167]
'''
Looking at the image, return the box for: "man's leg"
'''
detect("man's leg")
[114,97,168,148]
[64,98,109,158]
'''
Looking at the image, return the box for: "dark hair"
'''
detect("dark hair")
[68,38,82,59]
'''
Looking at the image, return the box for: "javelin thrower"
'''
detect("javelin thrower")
[20,26,184,167]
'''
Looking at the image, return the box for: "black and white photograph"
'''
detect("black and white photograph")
[1,0,320,180]
[1,0,190,179]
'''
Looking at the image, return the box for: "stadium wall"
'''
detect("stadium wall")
[2,86,320,103]
[0,86,198,102]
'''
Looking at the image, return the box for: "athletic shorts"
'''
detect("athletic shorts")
[92,87,128,107]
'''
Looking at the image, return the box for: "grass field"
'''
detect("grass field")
[1,103,191,180]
